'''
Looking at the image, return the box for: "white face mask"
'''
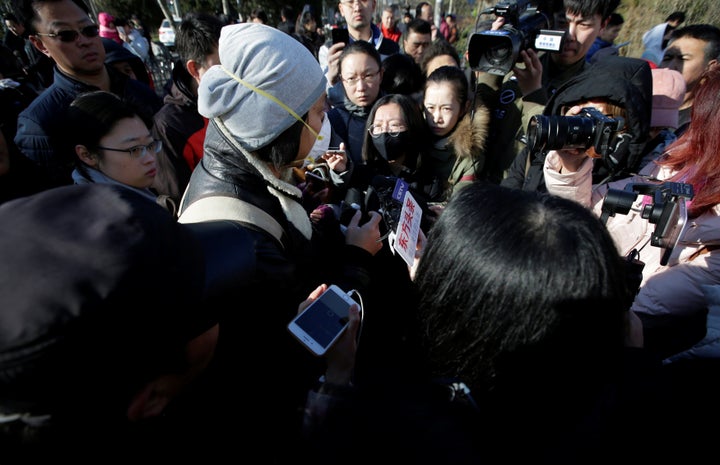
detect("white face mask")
[303,114,331,166]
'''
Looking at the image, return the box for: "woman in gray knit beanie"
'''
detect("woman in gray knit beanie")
[173,22,383,461]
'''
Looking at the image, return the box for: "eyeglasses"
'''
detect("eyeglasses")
[369,121,407,138]
[342,71,380,87]
[339,0,371,7]
[96,140,162,159]
[35,24,99,43]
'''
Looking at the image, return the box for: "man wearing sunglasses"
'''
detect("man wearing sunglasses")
[13,0,162,189]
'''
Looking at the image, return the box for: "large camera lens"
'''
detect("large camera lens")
[527,114,597,153]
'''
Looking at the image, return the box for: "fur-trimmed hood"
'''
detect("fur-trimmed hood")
[446,99,491,160]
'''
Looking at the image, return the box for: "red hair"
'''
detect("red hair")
[658,67,720,217]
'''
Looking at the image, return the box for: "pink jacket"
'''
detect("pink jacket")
[544,152,720,319]
[98,12,122,45]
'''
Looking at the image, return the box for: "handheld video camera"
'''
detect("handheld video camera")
[526,107,624,158]
[467,0,565,75]
[600,181,694,266]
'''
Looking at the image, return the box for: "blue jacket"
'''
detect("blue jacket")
[14,65,162,188]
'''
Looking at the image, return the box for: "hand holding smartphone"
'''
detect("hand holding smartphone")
[331,27,350,45]
[288,284,356,356]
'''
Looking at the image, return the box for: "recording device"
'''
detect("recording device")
[600,181,694,266]
[287,284,356,356]
[332,27,350,45]
[526,107,624,158]
[467,0,565,75]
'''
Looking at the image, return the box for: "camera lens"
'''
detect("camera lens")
[527,114,596,153]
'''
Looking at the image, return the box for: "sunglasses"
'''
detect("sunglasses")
[35,24,99,42]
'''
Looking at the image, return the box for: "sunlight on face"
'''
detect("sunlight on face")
[423,82,463,137]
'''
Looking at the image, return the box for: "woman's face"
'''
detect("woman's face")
[423,81,464,137]
[94,116,157,188]
[340,52,382,108]
[371,102,406,135]
[297,93,328,161]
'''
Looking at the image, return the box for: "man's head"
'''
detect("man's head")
[23,0,105,78]
[661,24,720,108]
[338,0,376,36]
[553,0,619,66]
[176,12,223,85]
[598,12,623,43]
[665,11,686,29]
[3,12,25,36]
[0,184,216,422]
[381,7,395,31]
[280,5,295,22]
[402,18,432,63]
[415,1,433,22]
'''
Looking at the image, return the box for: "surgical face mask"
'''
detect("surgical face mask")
[304,114,332,165]
[371,131,410,161]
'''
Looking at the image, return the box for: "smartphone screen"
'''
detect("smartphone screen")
[288,285,354,356]
[332,27,350,45]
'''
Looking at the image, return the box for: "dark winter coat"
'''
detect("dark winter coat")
[502,56,653,192]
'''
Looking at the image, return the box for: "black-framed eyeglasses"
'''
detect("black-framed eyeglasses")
[342,71,379,86]
[35,24,99,43]
[368,122,407,138]
[96,140,162,159]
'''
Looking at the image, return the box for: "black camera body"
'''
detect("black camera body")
[467,0,565,75]
[527,107,623,158]
[601,182,694,266]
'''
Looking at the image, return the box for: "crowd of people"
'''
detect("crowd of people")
[1,0,720,462]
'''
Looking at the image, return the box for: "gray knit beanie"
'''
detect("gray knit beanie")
[198,23,327,152]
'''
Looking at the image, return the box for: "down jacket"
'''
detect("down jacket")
[417,100,490,203]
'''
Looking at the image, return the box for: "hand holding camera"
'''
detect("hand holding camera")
[527,106,624,166]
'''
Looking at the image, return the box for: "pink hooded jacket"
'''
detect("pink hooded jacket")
[98,12,122,44]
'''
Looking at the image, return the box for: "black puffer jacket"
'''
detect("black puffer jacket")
[502,56,653,192]
[175,118,375,461]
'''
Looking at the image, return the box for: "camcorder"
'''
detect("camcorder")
[467,0,565,75]
[526,107,624,158]
[600,181,694,266]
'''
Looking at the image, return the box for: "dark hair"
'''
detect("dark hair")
[418,39,460,76]
[338,40,382,77]
[67,91,149,150]
[607,12,624,26]
[414,182,632,394]
[414,1,431,18]
[19,0,90,33]
[65,91,151,178]
[666,11,686,23]
[563,0,619,22]
[250,8,268,24]
[405,17,432,37]
[668,24,720,62]
[2,12,19,22]
[281,5,296,21]
[425,65,469,113]
[256,118,306,170]
[361,93,427,171]
[381,53,424,96]
[176,12,224,66]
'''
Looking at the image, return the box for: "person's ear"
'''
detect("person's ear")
[186,59,201,83]
[29,35,51,57]
[126,379,172,421]
[76,145,98,166]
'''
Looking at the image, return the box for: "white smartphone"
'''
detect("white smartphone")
[287,284,355,356]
